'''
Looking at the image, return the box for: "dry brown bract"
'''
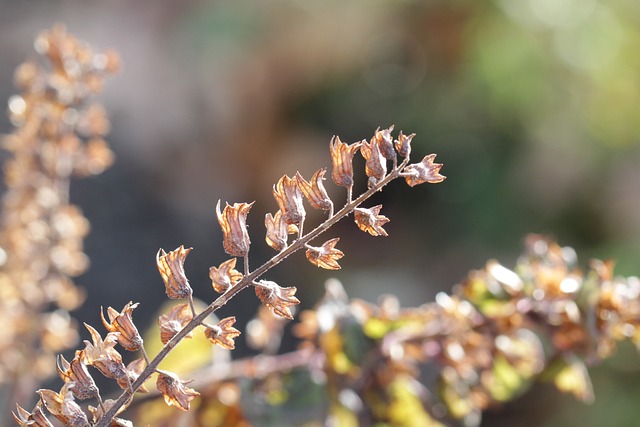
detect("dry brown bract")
[158,303,194,345]
[296,169,333,213]
[100,302,143,352]
[264,210,289,251]
[156,246,193,299]
[37,384,89,427]
[205,316,241,350]
[255,280,300,320]
[56,351,99,400]
[209,258,244,294]
[156,370,200,411]
[273,175,306,230]
[305,238,345,270]
[82,324,127,383]
[354,205,390,237]
[401,154,446,186]
[330,136,362,189]
[12,404,54,427]
[216,201,253,257]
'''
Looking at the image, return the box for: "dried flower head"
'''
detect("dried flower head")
[158,303,194,345]
[216,200,253,257]
[255,280,300,320]
[156,370,200,411]
[100,302,143,352]
[82,324,127,383]
[360,138,387,187]
[330,136,362,189]
[156,246,193,299]
[12,404,54,427]
[305,238,345,270]
[402,154,446,186]
[354,205,390,237]
[372,126,396,161]
[38,383,89,427]
[265,210,289,251]
[273,174,306,226]
[394,131,414,159]
[209,258,243,294]
[204,316,241,350]
[56,351,99,400]
[296,169,333,212]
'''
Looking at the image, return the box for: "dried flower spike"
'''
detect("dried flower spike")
[273,174,306,230]
[305,238,345,270]
[158,303,194,345]
[354,205,390,237]
[216,200,253,257]
[204,316,241,350]
[100,302,143,352]
[265,210,289,251]
[209,258,243,294]
[156,245,193,299]
[296,169,333,213]
[402,154,446,186]
[156,370,200,411]
[255,280,300,320]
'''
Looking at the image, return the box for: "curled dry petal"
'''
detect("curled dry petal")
[38,384,89,427]
[216,200,253,257]
[56,351,99,400]
[354,205,390,237]
[156,370,200,411]
[296,169,333,212]
[209,258,243,294]
[12,404,54,427]
[305,237,345,270]
[158,303,194,345]
[254,280,300,320]
[394,131,414,159]
[204,316,241,350]
[360,139,387,187]
[373,125,396,160]
[402,154,446,187]
[265,210,289,251]
[330,135,362,188]
[100,301,143,352]
[273,174,306,226]
[156,245,193,299]
[82,323,127,382]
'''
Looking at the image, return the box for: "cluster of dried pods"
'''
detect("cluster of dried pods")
[12,103,445,425]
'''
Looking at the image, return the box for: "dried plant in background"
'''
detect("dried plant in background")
[0,25,118,408]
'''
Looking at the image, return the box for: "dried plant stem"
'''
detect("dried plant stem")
[97,158,410,426]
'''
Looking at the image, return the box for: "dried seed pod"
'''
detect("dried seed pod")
[100,302,143,352]
[265,210,289,251]
[204,316,241,350]
[88,399,131,427]
[56,351,99,400]
[305,238,345,270]
[156,370,200,411]
[209,258,243,294]
[273,175,306,226]
[156,246,193,299]
[117,358,148,392]
[82,324,127,383]
[373,126,396,161]
[354,205,390,237]
[296,169,333,212]
[216,200,253,257]
[254,280,300,320]
[12,404,55,427]
[360,139,387,187]
[330,136,362,189]
[394,131,414,159]
[158,303,194,345]
[402,154,446,187]
[37,384,89,427]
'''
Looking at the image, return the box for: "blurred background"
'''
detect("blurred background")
[1,0,640,425]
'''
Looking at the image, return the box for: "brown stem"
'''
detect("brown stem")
[96,159,410,427]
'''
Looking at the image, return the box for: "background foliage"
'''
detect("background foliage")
[2,1,640,425]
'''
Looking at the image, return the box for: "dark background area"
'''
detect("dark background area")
[2,1,640,425]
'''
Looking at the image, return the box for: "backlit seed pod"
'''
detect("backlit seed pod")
[305,238,345,270]
[354,205,390,237]
[38,384,89,427]
[360,139,387,187]
[82,323,127,382]
[209,258,243,294]
[156,246,193,299]
[265,210,289,251]
[56,351,99,400]
[156,370,200,411]
[394,131,414,159]
[372,126,396,160]
[273,175,306,226]
[401,154,446,187]
[296,169,333,212]
[100,302,143,352]
[330,136,362,188]
[204,316,241,350]
[254,280,300,320]
[216,200,253,257]
[12,404,55,427]
[158,303,194,345]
